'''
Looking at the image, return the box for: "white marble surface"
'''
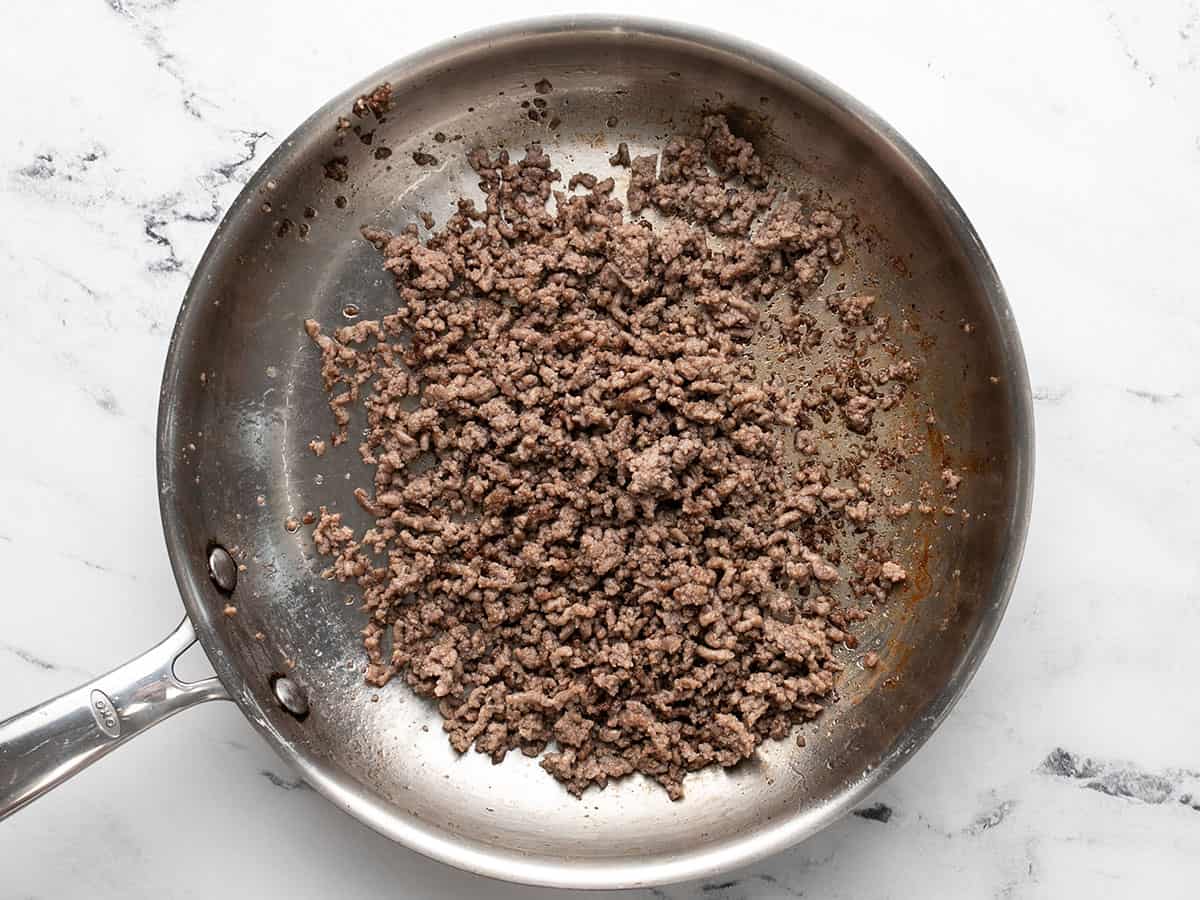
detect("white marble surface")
[2,0,1199,896]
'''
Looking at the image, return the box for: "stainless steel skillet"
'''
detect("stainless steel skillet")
[0,16,1033,889]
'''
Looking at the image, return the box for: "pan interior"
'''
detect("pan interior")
[158,20,1029,885]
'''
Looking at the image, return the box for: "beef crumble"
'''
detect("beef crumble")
[306,115,915,799]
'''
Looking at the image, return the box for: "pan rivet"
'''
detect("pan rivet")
[273,676,309,718]
[208,546,238,593]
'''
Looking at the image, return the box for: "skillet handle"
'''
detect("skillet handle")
[0,618,228,819]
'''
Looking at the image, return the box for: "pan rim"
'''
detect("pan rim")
[156,14,1035,889]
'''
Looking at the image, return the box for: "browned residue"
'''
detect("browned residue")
[851,364,947,701]
[907,534,935,603]
[926,419,946,467]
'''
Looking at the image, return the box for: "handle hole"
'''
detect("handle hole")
[172,639,215,685]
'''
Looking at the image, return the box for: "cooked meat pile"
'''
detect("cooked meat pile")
[305,115,917,799]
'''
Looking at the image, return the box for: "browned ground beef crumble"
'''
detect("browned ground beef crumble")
[306,114,918,799]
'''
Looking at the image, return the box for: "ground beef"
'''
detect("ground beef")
[322,155,350,183]
[941,467,962,492]
[608,141,631,168]
[306,115,917,800]
[352,82,393,120]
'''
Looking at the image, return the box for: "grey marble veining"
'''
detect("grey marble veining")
[2,0,1199,897]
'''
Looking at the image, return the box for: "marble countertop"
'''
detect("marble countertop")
[2,0,1198,896]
